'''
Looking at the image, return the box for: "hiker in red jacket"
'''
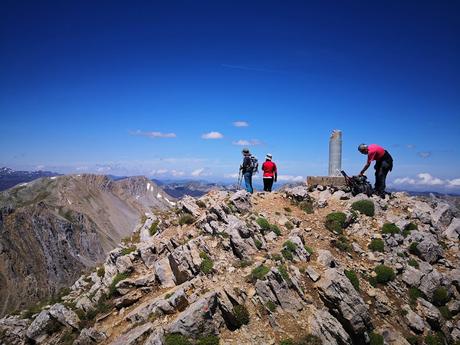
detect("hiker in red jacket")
[262,153,277,192]
[358,143,393,197]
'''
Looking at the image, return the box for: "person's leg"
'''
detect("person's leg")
[374,163,382,194]
[244,172,253,193]
[263,178,269,191]
[267,178,274,192]
[380,161,391,194]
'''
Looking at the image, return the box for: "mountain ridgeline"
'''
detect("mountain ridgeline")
[0,174,175,316]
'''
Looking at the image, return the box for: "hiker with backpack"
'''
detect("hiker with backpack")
[239,148,257,193]
[262,153,277,192]
[358,143,393,197]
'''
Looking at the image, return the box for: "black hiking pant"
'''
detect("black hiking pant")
[263,178,274,192]
[374,151,393,195]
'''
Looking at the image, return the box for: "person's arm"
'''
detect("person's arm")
[359,162,370,176]
[274,163,278,182]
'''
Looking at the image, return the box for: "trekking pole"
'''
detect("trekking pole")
[237,170,242,189]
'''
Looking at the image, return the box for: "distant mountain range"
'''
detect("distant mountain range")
[0,167,61,191]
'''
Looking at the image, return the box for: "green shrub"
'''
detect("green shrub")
[197,335,220,345]
[97,266,105,278]
[179,214,195,225]
[438,305,452,319]
[280,339,294,345]
[281,248,293,261]
[296,335,322,345]
[405,222,418,231]
[351,200,375,216]
[299,200,314,214]
[344,269,360,291]
[409,287,424,306]
[333,235,351,252]
[374,265,395,284]
[368,239,384,252]
[199,252,214,274]
[424,332,445,345]
[304,245,314,255]
[277,265,292,285]
[108,272,130,297]
[381,223,400,235]
[408,258,419,268]
[271,224,281,236]
[233,305,250,327]
[235,259,253,268]
[196,200,206,209]
[284,207,292,213]
[282,240,297,261]
[369,332,384,345]
[271,254,282,261]
[165,333,191,345]
[266,300,277,312]
[256,217,271,231]
[432,287,449,306]
[149,220,159,236]
[120,246,136,256]
[405,335,420,345]
[409,242,420,256]
[325,212,347,233]
[254,239,262,250]
[285,221,294,230]
[251,265,270,281]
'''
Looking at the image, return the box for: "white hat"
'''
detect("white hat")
[266,153,272,160]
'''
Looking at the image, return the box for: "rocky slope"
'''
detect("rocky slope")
[0,174,175,316]
[1,185,460,345]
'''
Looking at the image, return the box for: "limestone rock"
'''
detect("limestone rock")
[445,218,460,241]
[109,322,153,345]
[309,308,351,345]
[229,190,252,213]
[74,327,107,345]
[177,196,201,217]
[48,303,80,329]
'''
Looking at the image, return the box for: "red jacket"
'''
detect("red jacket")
[262,161,277,178]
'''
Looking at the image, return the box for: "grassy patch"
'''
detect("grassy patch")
[438,305,452,319]
[179,214,195,225]
[254,239,262,250]
[325,212,347,234]
[368,238,384,252]
[165,333,192,345]
[282,240,298,261]
[266,300,277,312]
[277,265,292,285]
[235,259,253,268]
[409,242,420,256]
[409,287,424,307]
[233,305,250,327]
[271,254,282,261]
[351,200,375,217]
[149,220,159,236]
[333,235,351,252]
[97,266,105,278]
[199,252,214,274]
[285,221,294,230]
[197,335,220,345]
[408,258,419,268]
[424,332,446,345]
[284,207,292,213]
[299,200,314,214]
[250,265,270,281]
[271,224,281,236]
[108,272,131,298]
[381,223,400,235]
[256,217,271,231]
[120,245,136,256]
[432,287,449,306]
[304,245,314,255]
[344,269,360,291]
[369,332,384,345]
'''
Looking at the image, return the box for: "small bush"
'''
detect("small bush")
[120,246,136,256]
[299,200,314,214]
[280,339,294,345]
[405,335,420,345]
[179,214,195,225]
[256,217,271,231]
[284,207,292,213]
[304,245,314,255]
[235,259,253,268]
[333,235,351,252]
[233,305,250,327]
[282,240,297,261]
[409,242,420,256]
[251,265,270,281]
[369,332,384,345]
[439,305,452,319]
[432,287,449,306]
[272,254,282,261]
[424,332,446,345]
[271,224,281,236]
[409,287,424,306]
[149,220,159,236]
[351,200,375,217]
[374,265,395,284]
[281,248,293,261]
[196,200,206,209]
[165,333,192,345]
[266,300,277,312]
[254,239,262,250]
[97,266,105,278]
[296,335,322,345]
[277,265,292,285]
[344,269,360,291]
[199,252,214,274]
[405,222,418,231]
[368,239,384,252]
[408,258,419,268]
[197,335,220,345]
[108,272,130,297]
[325,212,347,233]
[285,221,294,230]
[381,223,400,235]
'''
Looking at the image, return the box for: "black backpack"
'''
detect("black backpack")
[250,156,259,174]
[341,171,373,197]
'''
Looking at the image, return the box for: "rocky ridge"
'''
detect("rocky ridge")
[1,185,460,345]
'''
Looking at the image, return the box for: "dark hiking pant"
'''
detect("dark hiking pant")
[263,178,274,192]
[374,151,393,195]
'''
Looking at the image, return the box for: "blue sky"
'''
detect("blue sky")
[1,0,459,192]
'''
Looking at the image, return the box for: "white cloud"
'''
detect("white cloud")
[201,131,224,139]
[232,139,262,146]
[191,168,212,177]
[224,173,239,179]
[277,175,305,182]
[130,130,176,138]
[394,177,417,185]
[394,173,446,186]
[171,170,185,177]
[75,166,89,171]
[447,178,460,187]
[35,165,45,170]
[233,121,249,127]
[151,169,168,175]
[417,151,432,158]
